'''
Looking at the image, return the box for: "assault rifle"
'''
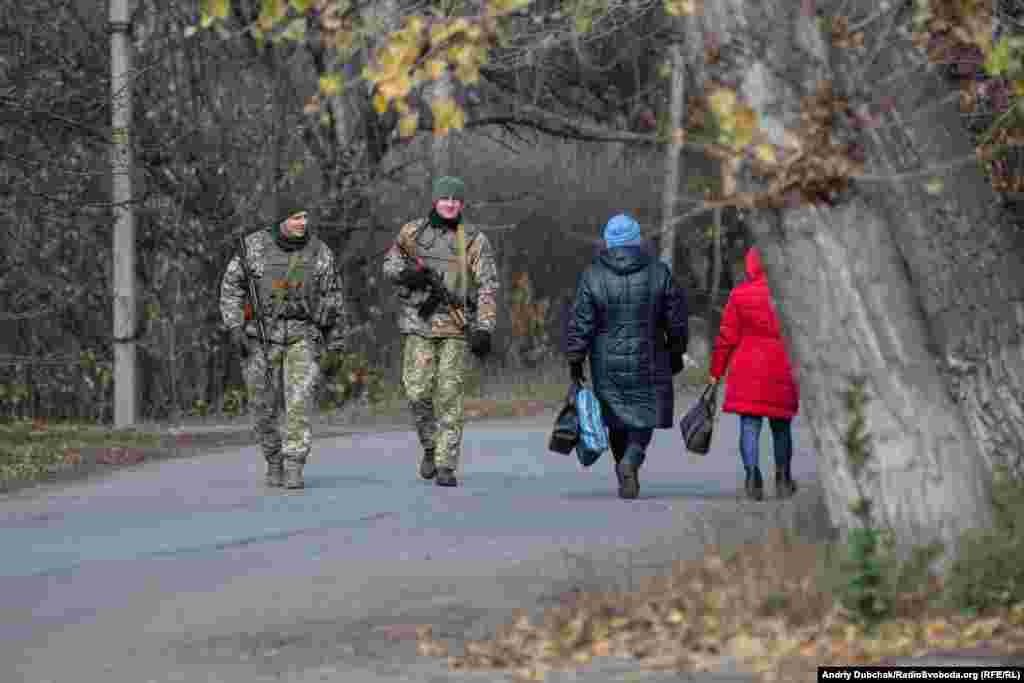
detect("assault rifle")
[394,233,471,330]
[238,235,271,372]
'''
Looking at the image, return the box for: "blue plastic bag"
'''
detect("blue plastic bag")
[575,384,609,467]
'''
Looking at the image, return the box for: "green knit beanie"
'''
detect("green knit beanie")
[432,176,466,202]
[278,199,307,223]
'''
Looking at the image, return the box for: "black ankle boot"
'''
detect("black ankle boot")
[616,462,639,500]
[419,449,437,480]
[435,467,458,487]
[776,462,797,499]
[744,466,763,501]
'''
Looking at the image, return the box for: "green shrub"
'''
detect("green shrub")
[189,398,210,418]
[825,376,895,628]
[222,386,247,417]
[837,528,894,626]
[0,419,158,484]
[945,465,1024,611]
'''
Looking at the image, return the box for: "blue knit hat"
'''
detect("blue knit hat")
[603,214,642,248]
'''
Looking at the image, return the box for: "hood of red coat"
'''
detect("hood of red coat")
[745,247,765,281]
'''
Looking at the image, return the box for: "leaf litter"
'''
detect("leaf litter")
[414,528,1024,681]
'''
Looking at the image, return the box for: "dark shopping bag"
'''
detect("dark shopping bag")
[549,381,581,454]
[679,383,719,455]
[575,383,609,467]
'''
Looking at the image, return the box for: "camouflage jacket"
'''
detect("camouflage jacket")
[220,228,348,348]
[382,218,499,339]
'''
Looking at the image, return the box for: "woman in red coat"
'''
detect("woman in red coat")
[708,247,799,500]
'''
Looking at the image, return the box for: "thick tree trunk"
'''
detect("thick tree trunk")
[841,4,1024,480]
[694,0,993,563]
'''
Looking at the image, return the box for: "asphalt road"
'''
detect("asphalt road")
[0,412,830,683]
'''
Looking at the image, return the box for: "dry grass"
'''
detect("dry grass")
[415,528,1024,681]
[0,418,161,485]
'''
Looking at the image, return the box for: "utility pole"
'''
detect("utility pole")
[110,0,137,427]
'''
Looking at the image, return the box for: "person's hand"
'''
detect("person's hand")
[398,266,431,289]
[708,375,720,385]
[570,361,585,384]
[469,329,492,358]
[670,352,685,376]
[230,327,251,358]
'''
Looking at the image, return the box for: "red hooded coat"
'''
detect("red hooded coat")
[709,248,799,419]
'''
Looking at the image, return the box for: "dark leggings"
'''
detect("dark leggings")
[609,427,654,468]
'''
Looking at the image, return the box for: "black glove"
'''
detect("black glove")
[397,266,431,289]
[469,329,492,358]
[570,361,585,384]
[230,327,251,358]
[670,351,685,376]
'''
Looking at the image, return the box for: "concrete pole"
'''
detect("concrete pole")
[110,0,137,427]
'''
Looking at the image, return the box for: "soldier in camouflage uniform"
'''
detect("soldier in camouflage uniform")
[382,176,499,487]
[220,202,348,490]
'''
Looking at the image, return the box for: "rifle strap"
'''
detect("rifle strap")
[412,217,481,311]
[412,218,482,260]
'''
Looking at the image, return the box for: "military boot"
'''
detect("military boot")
[419,449,437,480]
[435,467,458,487]
[744,466,764,501]
[284,460,305,490]
[265,458,284,488]
[616,462,639,500]
[776,461,797,499]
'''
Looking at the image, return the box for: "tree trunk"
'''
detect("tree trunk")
[693,0,993,564]
[430,71,455,196]
[110,0,138,427]
[841,4,1024,480]
[704,207,722,356]
[659,42,685,269]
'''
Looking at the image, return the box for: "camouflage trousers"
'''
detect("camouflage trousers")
[401,334,467,472]
[242,338,320,465]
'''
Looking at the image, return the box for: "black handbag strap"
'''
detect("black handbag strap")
[702,383,719,419]
[567,379,581,407]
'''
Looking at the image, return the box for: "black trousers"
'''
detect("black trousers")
[608,427,654,468]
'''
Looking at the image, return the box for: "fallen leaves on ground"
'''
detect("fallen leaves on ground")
[375,623,427,641]
[414,528,1024,682]
[95,447,146,465]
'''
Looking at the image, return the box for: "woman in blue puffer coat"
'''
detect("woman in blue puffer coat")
[566,214,690,499]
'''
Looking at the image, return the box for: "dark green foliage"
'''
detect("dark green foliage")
[836,528,893,627]
[842,376,872,479]
[945,465,1024,611]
